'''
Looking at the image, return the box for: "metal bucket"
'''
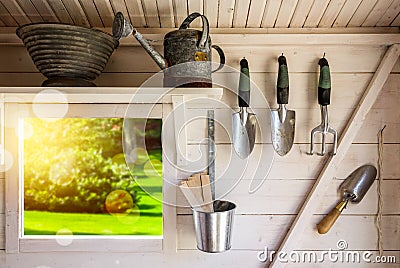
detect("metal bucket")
[192,200,236,253]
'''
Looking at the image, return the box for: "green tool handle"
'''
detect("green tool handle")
[277,54,289,104]
[318,57,331,106]
[238,58,250,108]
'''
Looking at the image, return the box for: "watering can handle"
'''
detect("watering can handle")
[211,45,225,73]
[179,12,209,49]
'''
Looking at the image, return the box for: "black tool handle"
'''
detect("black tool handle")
[318,57,331,106]
[277,54,289,104]
[238,58,250,107]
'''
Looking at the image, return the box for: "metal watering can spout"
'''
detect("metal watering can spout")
[112,12,167,70]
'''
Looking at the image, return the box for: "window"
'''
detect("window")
[5,100,173,253]
[22,117,162,237]
[4,87,220,253]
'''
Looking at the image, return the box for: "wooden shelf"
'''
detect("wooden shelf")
[0,87,224,104]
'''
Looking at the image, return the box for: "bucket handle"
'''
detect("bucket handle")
[179,12,209,49]
[211,45,225,72]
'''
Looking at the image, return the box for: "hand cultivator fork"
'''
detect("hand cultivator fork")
[309,56,337,156]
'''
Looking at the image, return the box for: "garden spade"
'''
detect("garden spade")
[232,58,256,159]
[317,165,377,234]
[271,54,295,156]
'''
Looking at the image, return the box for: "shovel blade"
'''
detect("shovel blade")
[232,112,256,158]
[339,165,377,203]
[271,109,295,156]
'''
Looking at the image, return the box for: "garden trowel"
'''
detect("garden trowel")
[271,54,295,156]
[232,58,256,159]
[317,164,377,234]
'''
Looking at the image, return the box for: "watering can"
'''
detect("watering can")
[113,12,225,87]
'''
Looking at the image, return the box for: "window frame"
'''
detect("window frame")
[4,92,178,253]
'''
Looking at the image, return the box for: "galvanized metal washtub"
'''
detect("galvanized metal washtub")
[16,23,118,86]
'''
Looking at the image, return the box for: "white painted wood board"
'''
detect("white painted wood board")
[261,0,282,27]
[0,36,398,267]
[0,44,392,73]
[275,0,298,28]
[318,0,346,28]
[289,0,313,27]
[333,0,363,27]
[362,0,394,26]
[218,0,235,27]
[232,0,250,28]
[177,215,400,250]
[125,0,147,27]
[204,0,218,27]
[270,44,400,267]
[79,0,103,27]
[348,0,378,27]
[304,0,330,27]
[93,0,114,26]
[246,0,266,27]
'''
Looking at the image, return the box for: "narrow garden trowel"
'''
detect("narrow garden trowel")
[317,165,377,234]
[271,54,295,156]
[232,58,256,159]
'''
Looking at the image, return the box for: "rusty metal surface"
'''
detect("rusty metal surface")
[16,23,118,86]
[164,29,213,83]
[112,11,224,88]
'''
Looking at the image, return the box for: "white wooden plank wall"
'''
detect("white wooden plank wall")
[0,41,399,267]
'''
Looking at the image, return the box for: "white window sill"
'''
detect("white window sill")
[19,236,163,253]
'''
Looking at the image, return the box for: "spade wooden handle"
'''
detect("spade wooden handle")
[317,200,347,234]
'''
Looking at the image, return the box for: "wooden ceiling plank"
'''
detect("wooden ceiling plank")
[289,0,313,28]
[173,0,188,27]
[30,0,59,22]
[362,0,394,26]
[47,0,74,24]
[303,0,330,27]
[246,0,266,28]
[348,0,377,26]
[16,0,43,23]
[0,0,31,25]
[188,0,203,27]
[390,11,400,26]
[260,0,282,27]
[109,0,129,24]
[204,0,218,27]
[93,0,114,27]
[376,0,400,26]
[332,0,363,27]
[125,0,146,27]
[232,0,249,28]
[79,0,104,27]
[62,0,90,26]
[0,17,5,26]
[218,0,235,28]
[157,0,174,27]
[318,0,346,28]
[275,0,299,28]
[142,0,160,27]
[0,2,18,26]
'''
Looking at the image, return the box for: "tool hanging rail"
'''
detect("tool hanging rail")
[269,44,400,268]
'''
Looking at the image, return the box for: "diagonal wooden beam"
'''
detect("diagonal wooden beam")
[269,44,400,268]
